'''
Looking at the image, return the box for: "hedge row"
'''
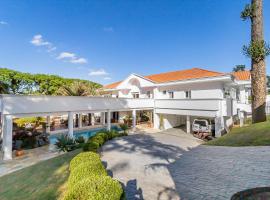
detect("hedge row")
[64,152,124,200]
[82,129,128,152]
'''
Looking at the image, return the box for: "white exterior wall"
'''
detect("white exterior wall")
[154,81,224,99]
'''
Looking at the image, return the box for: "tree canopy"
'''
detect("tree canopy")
[233,65,246,72]
[0,68,102,95]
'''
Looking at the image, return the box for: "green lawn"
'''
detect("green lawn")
[0,150,80,200]
[207,120,270,146]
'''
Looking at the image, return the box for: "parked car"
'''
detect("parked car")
[192,119,214,134]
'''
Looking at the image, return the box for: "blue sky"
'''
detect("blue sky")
[0,0,269,85]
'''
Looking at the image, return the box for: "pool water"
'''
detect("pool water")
[49,125,121,145]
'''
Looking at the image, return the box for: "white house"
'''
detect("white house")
[0,68,252,160]
[104,68,252,135]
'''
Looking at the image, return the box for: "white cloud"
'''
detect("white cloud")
[57,52,76,59]
[104,77,111,80]
[31,35,50,46]
[30,34,56,52]
[70,57,87,64]
[88,69,108,76]
[0,21,8,25]
[103,27,114,32]
[57,52,87,64]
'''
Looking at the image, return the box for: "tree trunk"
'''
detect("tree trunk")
[251,0,267,123]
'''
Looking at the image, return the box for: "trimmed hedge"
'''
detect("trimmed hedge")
[64,152,124,200]
[83,129,128,152]
[64,176,123,200]
[69,152,102,171]
[68,162,107,187]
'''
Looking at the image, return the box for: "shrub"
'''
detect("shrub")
[75,136,85,144]
[119,124,128,134]
[68,162,107,187]
[64,176,123,200]
[96,132,109,141]
[89,135,105,146]
[82,141,99,152]
[69,152,101,171]
[55,134,76,152]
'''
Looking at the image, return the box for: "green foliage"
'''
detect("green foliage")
[64,176,123,200]
[69,152,101,171]
[68,162,107,187]
[206,117,270,146]
[75,136,85,144]
[0,80,9,94]
[55,135,77,152]
[89,135,105,147]
[243,41,270,62]
[119,124,128,133]
[57,81,98,96]
[65,152,123,200]
[233,65,246,72]
[82,142,99,152]
[0,68,101,95]
[14,117,45,128]
[241,4,254,20]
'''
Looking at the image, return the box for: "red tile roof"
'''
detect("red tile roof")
[104,68,225,89]
[232,71,250,81]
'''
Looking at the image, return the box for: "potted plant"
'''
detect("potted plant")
[15,140,24,157]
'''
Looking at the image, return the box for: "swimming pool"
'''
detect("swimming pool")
[49,125,121,145]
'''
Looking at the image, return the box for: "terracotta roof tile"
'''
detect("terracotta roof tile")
[104,68,225,89]
[103,81,122,89]
[145,68,224,83]
[232,71,250,81]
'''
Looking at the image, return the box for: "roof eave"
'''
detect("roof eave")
[155,74,233,87]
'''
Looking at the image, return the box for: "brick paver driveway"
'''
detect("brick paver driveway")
[101,128,270,200]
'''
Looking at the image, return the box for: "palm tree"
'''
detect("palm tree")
[57,81,98,126]
[0,81,9,94]
[57,81,97,96]
[241,0,269,123]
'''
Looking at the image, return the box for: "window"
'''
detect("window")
[168,91,174,99]
[132,92,139,99]
[146,91,151,98]
[185,90,191,99]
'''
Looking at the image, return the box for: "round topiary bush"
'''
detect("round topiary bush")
[82,142,99,152]
[64,176,123,200]
[89,135,105,146]
[68,162,107,187]
[69,152,101,171]
[96,132,109,141]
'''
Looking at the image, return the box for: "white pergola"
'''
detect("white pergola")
[0,95,154,160]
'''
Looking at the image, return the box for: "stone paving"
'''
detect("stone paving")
[101,128,270,200]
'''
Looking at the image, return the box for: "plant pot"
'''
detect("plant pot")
[15,149,24,157]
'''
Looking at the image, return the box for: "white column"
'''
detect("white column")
[3,115,13,160]
[239,111,244,127]
[215,116,224,137]
[68,112,74,138]
[186,115,191,134]
[132,109,136,132]
[78,114,83,128]
[102,112,106,125]
[107,111,111,131]
[91,113,95,126]
[153,110,160,129]
[46,116,50,133]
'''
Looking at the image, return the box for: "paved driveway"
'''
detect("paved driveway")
[101,128,270,200]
